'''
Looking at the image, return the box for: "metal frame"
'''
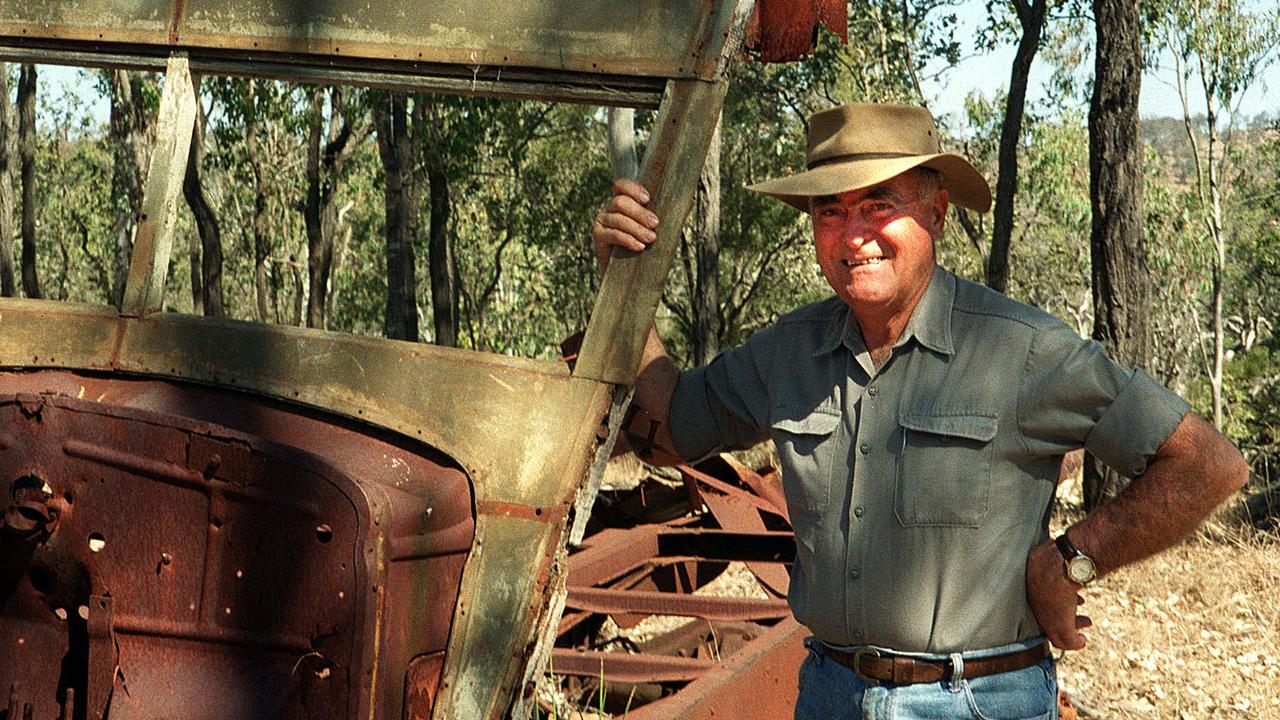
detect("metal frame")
[0,1,757,717]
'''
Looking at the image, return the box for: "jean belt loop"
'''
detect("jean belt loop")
[948,652,964,692]
[803,636,823,663]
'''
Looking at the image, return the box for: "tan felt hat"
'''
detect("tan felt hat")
[747,103,992,213]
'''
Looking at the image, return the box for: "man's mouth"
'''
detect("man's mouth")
[842,257,884,267]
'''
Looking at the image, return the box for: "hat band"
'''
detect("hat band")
[805,151,926,170]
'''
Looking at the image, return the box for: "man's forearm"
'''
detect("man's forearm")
[1066,412,1248,576]
[615,325,684,465]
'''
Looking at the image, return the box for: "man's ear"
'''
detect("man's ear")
[931,188,950,235]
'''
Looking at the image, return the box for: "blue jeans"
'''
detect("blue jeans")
[794,638,1059,720]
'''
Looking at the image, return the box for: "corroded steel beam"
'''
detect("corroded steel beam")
[549,650,717,683]
[564,587,790,621]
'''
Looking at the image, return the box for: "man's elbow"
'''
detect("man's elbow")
[1200,424,1249,501]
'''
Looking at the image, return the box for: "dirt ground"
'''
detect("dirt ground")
[1052,523,1279,719]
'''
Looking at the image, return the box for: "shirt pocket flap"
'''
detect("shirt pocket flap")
[771,407,841,436]
[898,412,998,443]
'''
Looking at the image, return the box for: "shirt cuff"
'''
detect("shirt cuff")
[668,366,722,462]
[1084,369,1191,477]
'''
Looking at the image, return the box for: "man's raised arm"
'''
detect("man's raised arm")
[591,178,684,465]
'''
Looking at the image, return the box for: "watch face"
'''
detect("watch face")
[1067,556,1095,584]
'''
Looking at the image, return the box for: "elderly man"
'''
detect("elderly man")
[592,103,1246,719]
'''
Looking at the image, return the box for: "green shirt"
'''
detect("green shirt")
[669,267,1190,653]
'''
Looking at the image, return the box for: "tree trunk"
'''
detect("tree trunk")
[182,81,225,317]
[986,0,1047,293]
[17,63,39,299]
[1084,0,1151,510]
[0,64,16,297]
[303,86,354,330]
[108,70,152,306]
[423,112,456,348]
[246,79,271,322]
[374,91,420,341]
[1207,107,1225,431]
[691,115,722,365]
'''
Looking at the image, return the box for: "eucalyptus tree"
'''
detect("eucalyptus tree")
[1155,0,1280,429]
[18,63,38,298]
[1084,0,1151,509]
[0,64,15,296]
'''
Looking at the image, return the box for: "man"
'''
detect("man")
[592,103,1246,719]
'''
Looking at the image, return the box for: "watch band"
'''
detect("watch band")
[1054,533,1082,562]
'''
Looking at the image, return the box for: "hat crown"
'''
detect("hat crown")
[807,104,942,167]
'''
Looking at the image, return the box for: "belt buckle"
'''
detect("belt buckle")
[851,647,882,686]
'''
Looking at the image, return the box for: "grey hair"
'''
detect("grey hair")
[911,167,942,200]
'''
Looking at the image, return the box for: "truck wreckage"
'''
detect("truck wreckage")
[0,2,846,718]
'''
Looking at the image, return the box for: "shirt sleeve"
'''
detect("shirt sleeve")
[668,329,774,462]
[1017,320,1190,478]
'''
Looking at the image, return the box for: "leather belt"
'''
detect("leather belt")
[823,641,1050,685]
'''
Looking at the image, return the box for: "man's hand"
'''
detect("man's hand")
[591,179,660,274]
[1026,540,1092,650]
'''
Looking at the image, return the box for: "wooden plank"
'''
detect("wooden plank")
[121,55,198,316]
[0,0,748,82]
[573,79,729,384]
[0,45,666,109]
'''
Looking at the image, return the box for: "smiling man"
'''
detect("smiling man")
[591,103,1246,720]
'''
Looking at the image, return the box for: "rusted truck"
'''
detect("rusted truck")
[0,2,843,718]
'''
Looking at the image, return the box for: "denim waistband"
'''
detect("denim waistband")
[811,635,1048,662]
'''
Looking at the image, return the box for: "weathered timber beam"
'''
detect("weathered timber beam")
[0,44,664,109]
[120,55,197,316]
[573,78,730,384]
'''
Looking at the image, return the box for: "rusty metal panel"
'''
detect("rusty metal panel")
[745,0,847,62]
[0,373,473,720]
[0,0,750,81]
[0,300,605,506]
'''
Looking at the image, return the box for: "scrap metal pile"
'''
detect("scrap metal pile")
[545,454,804,719]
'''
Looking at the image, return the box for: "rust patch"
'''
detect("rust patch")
[169,0,187,44]
[746,0,848,62]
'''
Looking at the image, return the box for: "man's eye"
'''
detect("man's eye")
[816,206,846,220]
[863,201,897,218]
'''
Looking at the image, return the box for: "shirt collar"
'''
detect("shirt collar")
[812,266,956,358]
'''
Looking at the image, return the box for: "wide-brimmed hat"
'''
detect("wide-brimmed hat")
[747,103,992,213]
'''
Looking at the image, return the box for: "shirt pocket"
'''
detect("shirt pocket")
[894,411,998,528]
[770,406,841,518]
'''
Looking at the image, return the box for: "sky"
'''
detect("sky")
[919,1,1280,125]
[26,4,1280,132]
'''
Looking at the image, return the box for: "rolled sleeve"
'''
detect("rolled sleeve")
[669,341,772,462]
[1084,368,1190,477]
[1019,320,1190,477]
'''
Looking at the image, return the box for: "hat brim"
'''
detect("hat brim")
[746,153,992,213]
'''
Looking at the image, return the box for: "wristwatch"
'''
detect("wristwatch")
[1054,534,1097,586]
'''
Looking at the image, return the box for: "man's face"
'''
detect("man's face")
[810,171,948,325]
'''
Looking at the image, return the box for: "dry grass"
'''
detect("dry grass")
[1054,526,1280,719]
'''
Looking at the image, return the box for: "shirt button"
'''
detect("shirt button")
[849,566,861,580]
[853,630,864,640]
[854,505,865,518]
[867,386,878,397]
[859,443,870,455]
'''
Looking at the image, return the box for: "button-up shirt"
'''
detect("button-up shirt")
[669,267,1189,653]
